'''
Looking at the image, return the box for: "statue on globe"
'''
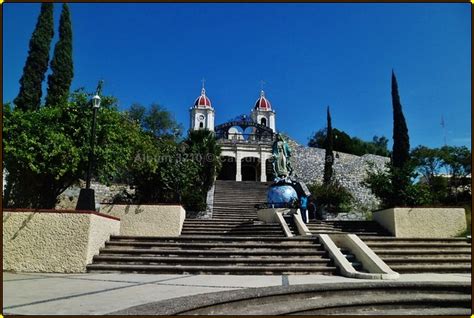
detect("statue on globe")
[272,134,293,181]
[266,134,298,208]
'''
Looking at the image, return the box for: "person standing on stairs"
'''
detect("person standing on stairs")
[300,195,308,223]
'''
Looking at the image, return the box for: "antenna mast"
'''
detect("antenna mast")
[441,115,447,146]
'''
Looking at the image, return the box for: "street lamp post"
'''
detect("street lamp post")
[76,87,102,211]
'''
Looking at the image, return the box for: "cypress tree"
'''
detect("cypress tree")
[14,3,54,111]
[323,106,334,185]
[391,70,410,168]
[46,4,73,107]
[391,70,411,206]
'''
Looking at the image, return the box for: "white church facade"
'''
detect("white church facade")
[189,86,277,182]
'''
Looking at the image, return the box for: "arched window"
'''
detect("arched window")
[199,122,204,129]
[260,117,267,127]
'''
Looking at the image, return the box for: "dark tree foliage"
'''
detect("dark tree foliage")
[308,128,390,157]
[14,3,54,111]
[391,70,410,168]
[126,103,182,140]
[391,70,411,206]
[185,129,222,194]
[128,129,221,211]
[308,181,353,214]
[323,106,334,185]
[46,4,73,107]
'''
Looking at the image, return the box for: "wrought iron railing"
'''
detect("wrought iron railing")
[217,133,275,143]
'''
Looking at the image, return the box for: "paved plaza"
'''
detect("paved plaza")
[3,272,471,315]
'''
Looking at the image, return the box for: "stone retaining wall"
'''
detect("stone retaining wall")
[100,204,186,236]
[373,207,467,237]
[3,210,120,273]
[289,139,389,215]
[56,181,134,210]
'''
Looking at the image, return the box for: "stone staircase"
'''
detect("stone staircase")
[180,180,284,237]
[86,235,336,275]
[88,180,472,275]
[307,220,471,274]
[307,220,391,236]
[362,237,472,274]
[181,219,285,237]
[88,180,338,274]
[211,180,270,220]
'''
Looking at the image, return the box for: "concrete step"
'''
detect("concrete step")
[180,232,285,237]
[307,230,385,236]
[183,220,255,225]
[87,263,337,274]
[371,249,471,254]
[380,256,471,262]
[210,214,256,217]
[209,218,257,221]
[182,224,281,229]
[180,229,284,233]
[105,241,322,249]
[362,237,470,243]
[92,255,331,264]
[388,264,471,273]
[366,242,471,248]
[98,248,328,257]
[111,235,317,242]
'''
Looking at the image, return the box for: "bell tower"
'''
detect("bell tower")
[251,89,276,132]
[190,80,215,131]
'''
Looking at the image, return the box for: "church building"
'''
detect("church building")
[190,85,277,182]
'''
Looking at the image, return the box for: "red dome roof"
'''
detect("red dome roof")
[254,90,271,110]
[194,88,212,108]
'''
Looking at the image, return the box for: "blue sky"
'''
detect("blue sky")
[4,3,471,149]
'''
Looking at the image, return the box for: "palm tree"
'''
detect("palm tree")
[185,129,222,192]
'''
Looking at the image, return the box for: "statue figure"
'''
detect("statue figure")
[95,80,104,96]
[272,134,293,180]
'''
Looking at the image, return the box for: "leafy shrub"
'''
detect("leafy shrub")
[3,90,141,208]
[308,181,354,213]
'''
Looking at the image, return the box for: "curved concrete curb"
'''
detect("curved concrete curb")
[317,234,399,280]
[108,281,470,315]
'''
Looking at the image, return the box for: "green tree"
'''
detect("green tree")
[129,129,222,211]
[323,106,334,185]
[126,103,182,139]
[364,162,428,209]
[127,103,146,124]
[45,4,73,107]
[391,70,411,206]
[411,146,443,187]
[4,90,143,208]
[439,145,471,203]
[308,181,353,214]
[308,129,390,156]
[13,3,54,111]
[185,129,222,194]
[372,136,389,155]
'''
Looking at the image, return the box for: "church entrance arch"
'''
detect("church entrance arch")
[218,156,236,180]
[241,157,260,181]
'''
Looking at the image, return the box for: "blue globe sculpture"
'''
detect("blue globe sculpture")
[267,185,298,207]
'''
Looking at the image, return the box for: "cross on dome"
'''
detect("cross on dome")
[194,79,212,108]
[201,78,206,95]
[254,88,271,110]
